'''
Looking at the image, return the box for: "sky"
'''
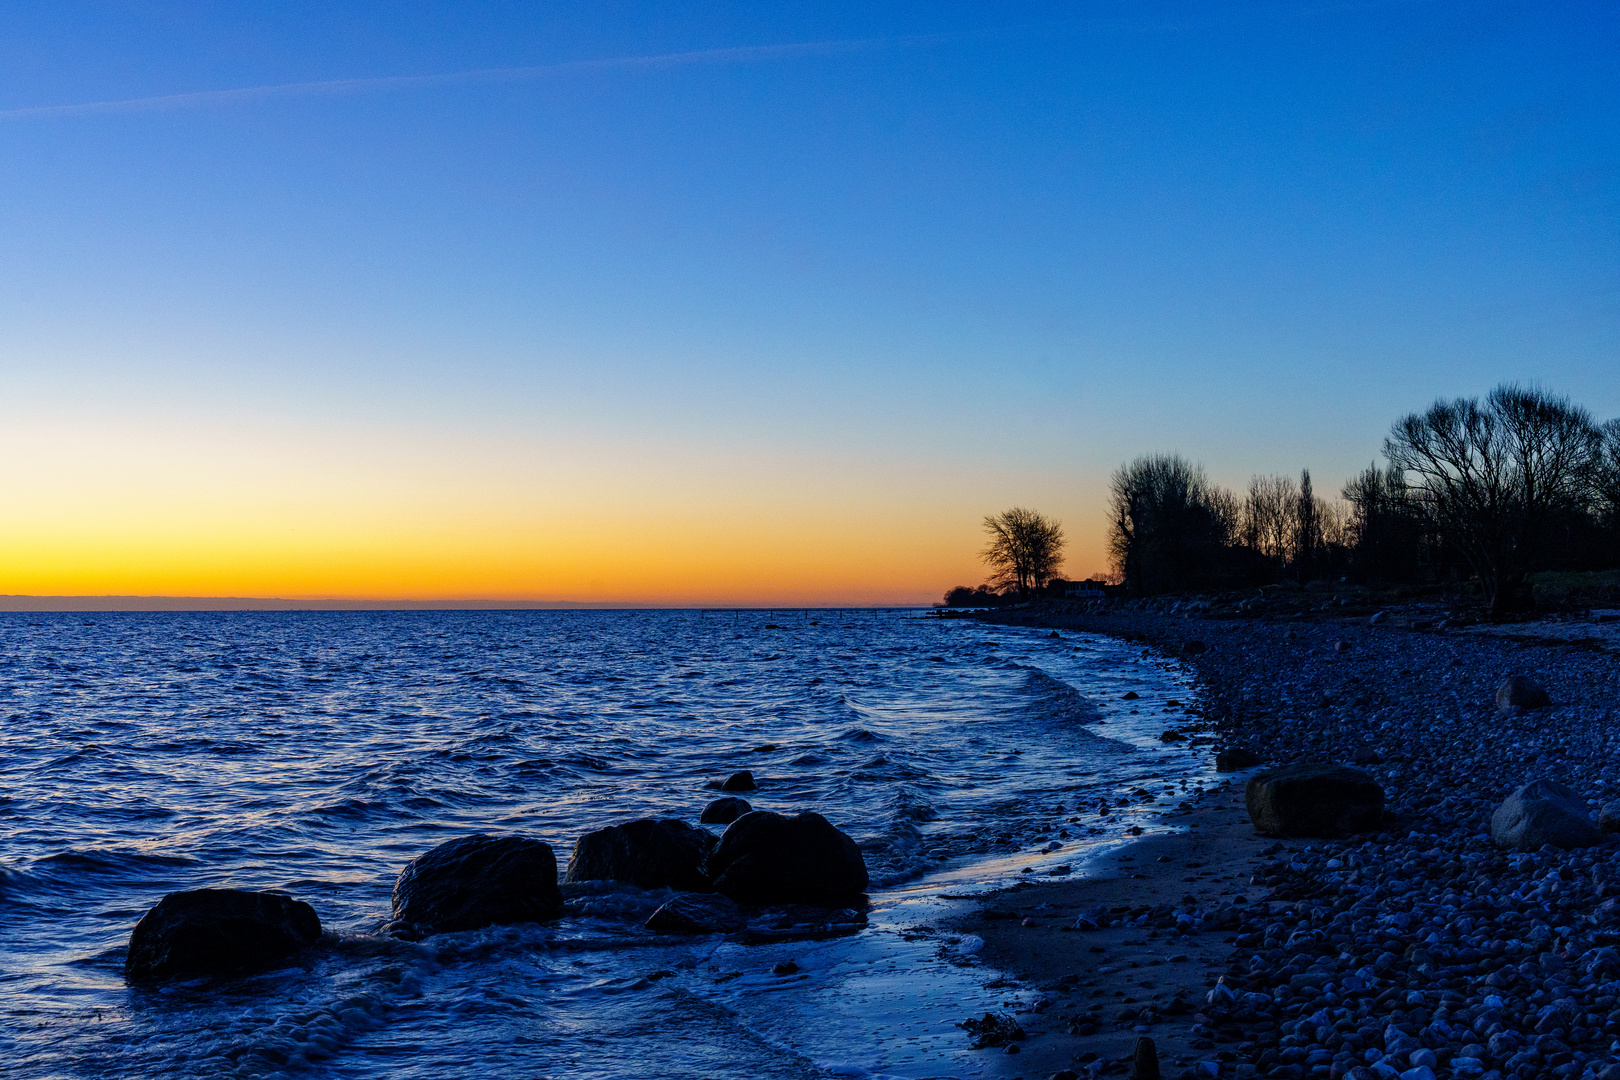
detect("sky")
[0,1,1616,606]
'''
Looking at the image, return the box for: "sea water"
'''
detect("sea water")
[0,609,1211,1079]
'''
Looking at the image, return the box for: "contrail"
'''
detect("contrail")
[0,38,881,121]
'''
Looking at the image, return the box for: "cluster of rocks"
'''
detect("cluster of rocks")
[124,793,869,983]
[996,607,1620,1080]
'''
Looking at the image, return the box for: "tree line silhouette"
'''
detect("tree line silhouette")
[1108,384,1620,617]
[945,385,1619,617]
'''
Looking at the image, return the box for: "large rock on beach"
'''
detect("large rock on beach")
[704,810,869,906]
[125,888,321,982]
[1244,763,1383,837]
[1490,779,1600,851]
[391,834,563,937]
[563,818,715,892]
[644,892,745,934]
[700,796,752,825]
[1495,674,1550,711]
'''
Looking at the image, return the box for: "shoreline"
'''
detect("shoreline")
[942,777,1273,1078]
[946,606,1620,1080]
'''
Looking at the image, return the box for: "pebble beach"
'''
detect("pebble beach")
[963,604,1620,1080]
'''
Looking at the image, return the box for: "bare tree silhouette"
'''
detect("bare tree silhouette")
[1108,454,1236,595]
[980,508,1066,600]
[1385,384,1603,618]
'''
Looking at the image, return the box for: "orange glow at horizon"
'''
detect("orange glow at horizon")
[0,416,1113,605]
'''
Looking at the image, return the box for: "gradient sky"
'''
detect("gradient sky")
[1,1,1616,605]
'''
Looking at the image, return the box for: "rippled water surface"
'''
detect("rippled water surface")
[0,609,1210,1078]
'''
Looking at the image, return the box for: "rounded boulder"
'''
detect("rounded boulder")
[125,888,321,983]
[704,810,868,906]
[391,833,563,937]
[699,797,753,825]
[719,771,758,792]
[563,818,715,892]
[1490,779,1599,851]
[1245,763,1383,838]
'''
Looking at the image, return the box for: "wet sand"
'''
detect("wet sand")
[943,781,1270,1078]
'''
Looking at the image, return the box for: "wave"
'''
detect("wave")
[1009,665,1131,749]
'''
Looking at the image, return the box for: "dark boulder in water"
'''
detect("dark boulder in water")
[125,888,320,982]
[563,818,716,892]
[719,770,758,792]
[644,892,745,933]
[700,796,753,825]
[1245,763,1383,837]
[391,834,563,938]
[704,810,868,906]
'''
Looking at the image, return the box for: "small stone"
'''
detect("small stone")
[1216,747,1264,772]
[773,961,799,975]
[1160,729,1186,742]
[1601,800,1620,832]
[1495,675,1550,711]
[720,770,758,792]
[1123,691,1140,700]
[1131,1035,1161,1079]
[1369,611,1387,625]
[958,1011,1026,1049]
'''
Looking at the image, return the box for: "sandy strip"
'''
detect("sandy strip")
[940,780,1270,1078]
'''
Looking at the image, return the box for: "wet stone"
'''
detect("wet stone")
[644,892,745,934]
[390,834,564,938]
[700,796,753,825]
[563,817,715,892]
[719,770,758,792]
[125,888,321,983]
[704,810,869,906]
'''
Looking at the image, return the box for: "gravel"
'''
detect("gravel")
[986,605,1620,1080]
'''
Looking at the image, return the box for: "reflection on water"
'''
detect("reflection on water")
[0,610,1209,1078]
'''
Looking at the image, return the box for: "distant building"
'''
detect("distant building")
[1062,579,1109,599]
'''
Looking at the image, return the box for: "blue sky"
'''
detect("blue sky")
[0,1,1615,599]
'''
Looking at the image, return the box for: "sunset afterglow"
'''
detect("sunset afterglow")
[2,3,1615,604]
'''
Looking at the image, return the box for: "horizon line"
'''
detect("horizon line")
[0,594,932,612]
